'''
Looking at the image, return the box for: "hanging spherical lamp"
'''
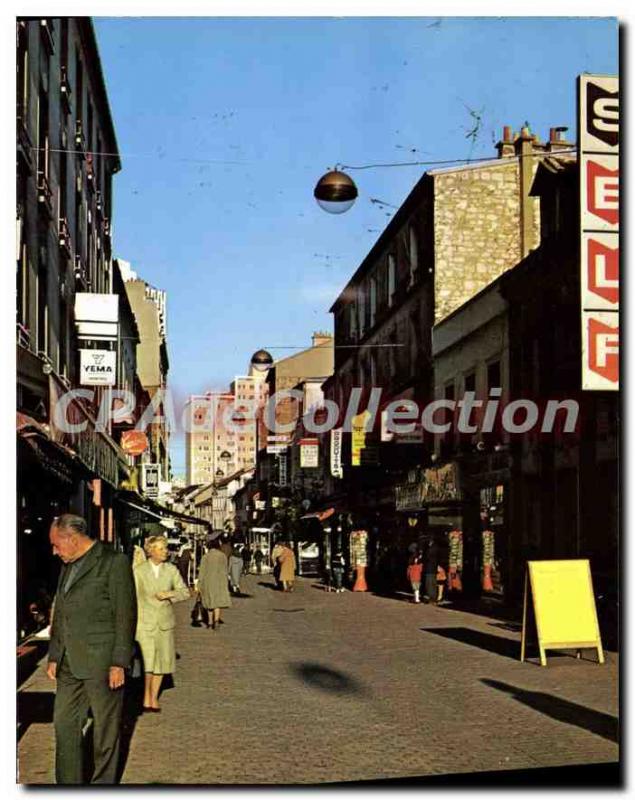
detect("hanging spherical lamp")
[314,169,358,214]
[250,349,274,372]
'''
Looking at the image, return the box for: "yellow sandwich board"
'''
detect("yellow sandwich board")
[520,560,604,667]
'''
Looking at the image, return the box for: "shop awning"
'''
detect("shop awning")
[116,490,211,530]
[300,507,336,522]
[17,412,78,485]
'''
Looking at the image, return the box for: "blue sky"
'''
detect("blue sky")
[92,16,618,475]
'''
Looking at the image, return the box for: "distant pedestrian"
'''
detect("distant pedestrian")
[407,552,423,603]
[424,537,440,604]
[134,536,190,713]
[254,547,264,574]
[271,541,285,589]
[229,546,243,593]
[278,542,296,592]
[331,550,346,593]
[176,545,193,586]
[197,538,232,630]
[220,534,233,563]
[241,545,252,575]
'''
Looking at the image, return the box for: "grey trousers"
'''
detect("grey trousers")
[53,656,124,784]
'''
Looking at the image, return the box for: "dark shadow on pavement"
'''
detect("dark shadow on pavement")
[257,581,281,591]
[230,592,253,599]
[291,662,365,696]
[17,690,55,742]
[481,679,619,744]
[420,626,533,661]
[272,608,305,613]
[116,678,144,782]
[488,621,523,633]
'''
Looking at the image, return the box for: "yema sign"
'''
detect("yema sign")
[579,74,619,391]
[79,350,116,386]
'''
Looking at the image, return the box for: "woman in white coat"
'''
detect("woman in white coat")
[134,536,190,712]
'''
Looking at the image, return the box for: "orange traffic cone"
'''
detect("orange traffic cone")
[482,564,494,592]
[352,565,368,591]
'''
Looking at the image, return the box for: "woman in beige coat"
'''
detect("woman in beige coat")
[134,536,190,712]
[278,543,296,592]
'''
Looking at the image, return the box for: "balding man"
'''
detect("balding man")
[47,514,136,784]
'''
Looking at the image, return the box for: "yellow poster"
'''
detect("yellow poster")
[521,559,604,666]
[351,410,370,466]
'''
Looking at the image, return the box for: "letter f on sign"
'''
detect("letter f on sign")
[589,318,619,383]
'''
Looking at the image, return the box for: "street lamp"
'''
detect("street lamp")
[250,349,274,372]
[313,169,358,214]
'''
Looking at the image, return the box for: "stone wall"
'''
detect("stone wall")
[433,160,541,323]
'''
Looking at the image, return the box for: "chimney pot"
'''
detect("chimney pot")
[503,126,512,143]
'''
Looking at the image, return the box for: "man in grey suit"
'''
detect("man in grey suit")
[46,514,137,784]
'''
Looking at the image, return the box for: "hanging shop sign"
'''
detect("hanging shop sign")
[423,462,462,503]
[74,292,119,341]
[395,481,427,511]
[79,349,116,386]
[277,451,288,487]
[579,74,619,391]
[351,410,371,466]
[120,430,149,457]
[141,463,160,499]
[521,559,604,667]
[330,428,343,478]
[300,438,319,468]
[349,530,368,567]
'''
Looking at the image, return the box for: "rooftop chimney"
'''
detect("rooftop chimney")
[496,125,515,158]
[312,331,333,349]
[547,126,575,153]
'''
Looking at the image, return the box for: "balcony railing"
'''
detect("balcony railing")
[60,65,72,114]
[39,19,54,55]
[37,172,53,217]
[75,120,86,158]
[58,217,72,257]
[16,322,31,350]
[74,254,89,289]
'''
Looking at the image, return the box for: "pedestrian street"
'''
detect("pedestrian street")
[18,575,619,784]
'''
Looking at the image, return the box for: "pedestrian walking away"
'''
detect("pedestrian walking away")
[197,538,232,629]
[331,550,346,593]
[46,514,136,785]
[278,542,297,592]
[254,547,264,575]
[424,537,440,604]
[241,545,252,575]
[134,536,191,713]
[271,540,285,589]
[407,551,423,603]
[176,543,194,586]
[229,546,243,593]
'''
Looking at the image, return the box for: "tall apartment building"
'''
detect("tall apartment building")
[185,374,268,486]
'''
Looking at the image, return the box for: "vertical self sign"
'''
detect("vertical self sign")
[579,74,619,391]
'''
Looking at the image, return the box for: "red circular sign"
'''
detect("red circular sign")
[121,430,149,457]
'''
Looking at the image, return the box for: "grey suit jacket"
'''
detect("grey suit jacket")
[134,560,190,635]
[48,540,137,679]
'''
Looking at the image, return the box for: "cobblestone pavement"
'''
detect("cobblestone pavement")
[17,575,619,784]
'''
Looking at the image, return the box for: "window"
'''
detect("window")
[357,285,366,337]
[487,361,502,393]
[349,303,357,340]
[16,23,29,125]
[369,276,377,327]
[408,226,419,285]
[37,85,50,179]
[464,372,476,394]
[388,254,396,306]
[37,249,48,355]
